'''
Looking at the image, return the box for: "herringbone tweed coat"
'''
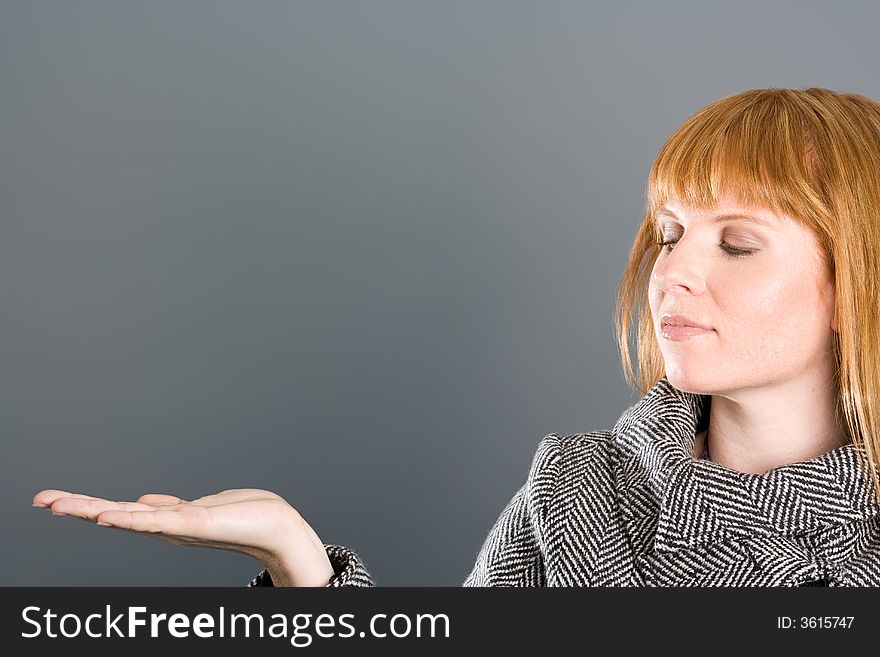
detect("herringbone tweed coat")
[249,377,880,587]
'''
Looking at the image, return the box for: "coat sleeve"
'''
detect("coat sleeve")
[247,544,375,587]
[462,435,560,586]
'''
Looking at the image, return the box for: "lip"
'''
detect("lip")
[660,314,714,341]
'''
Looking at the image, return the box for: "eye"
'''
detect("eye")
[654,239,757,259]
[720,241,757,258]
[655,239,676,253]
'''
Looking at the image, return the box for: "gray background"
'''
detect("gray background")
[3,0,878,586]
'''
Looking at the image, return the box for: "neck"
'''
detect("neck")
[700,373,849,474]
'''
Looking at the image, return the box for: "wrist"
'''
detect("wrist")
[264,512,336,587]
[265,555,335,587]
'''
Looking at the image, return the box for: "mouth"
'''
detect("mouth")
[660,314,714,341]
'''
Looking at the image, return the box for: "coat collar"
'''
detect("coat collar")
[611,377,880,553]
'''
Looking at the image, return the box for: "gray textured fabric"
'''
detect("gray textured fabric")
[247,544,374,587]
[250,377,880,587]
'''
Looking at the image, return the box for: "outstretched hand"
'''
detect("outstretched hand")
[32,488,335,587]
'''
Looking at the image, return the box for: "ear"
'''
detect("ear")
[831,304,839,333]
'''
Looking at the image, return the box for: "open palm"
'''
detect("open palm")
[32,488,334,586]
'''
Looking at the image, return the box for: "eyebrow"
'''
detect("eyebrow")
[655,207,775,228]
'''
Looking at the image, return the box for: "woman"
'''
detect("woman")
[33,87,880,586]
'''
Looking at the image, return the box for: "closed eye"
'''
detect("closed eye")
[656,239,757,259]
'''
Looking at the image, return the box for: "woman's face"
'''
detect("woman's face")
[648,195,837,396]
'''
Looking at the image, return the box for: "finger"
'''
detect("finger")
[33,490,109,508]
[136,494,188,505]
[97,507,201,536]
[50,498,155,520]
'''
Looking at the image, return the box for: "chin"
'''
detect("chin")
[663,364,721,395]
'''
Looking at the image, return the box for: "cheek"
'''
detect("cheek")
[719,267,827,352]
[647,283,658,313]
[647,273,663,314]
[747,275,792,320]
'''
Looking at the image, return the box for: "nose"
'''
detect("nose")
[651,236,706,296]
